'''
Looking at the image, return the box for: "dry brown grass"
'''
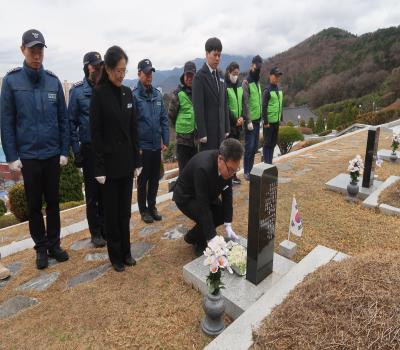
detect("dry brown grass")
[379,179,400,208]
[0,128,399,349]
[251,251,400,350]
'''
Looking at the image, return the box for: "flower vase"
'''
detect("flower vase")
[201,291,225,336]
[390,151,397,162]
[347,180,359,197]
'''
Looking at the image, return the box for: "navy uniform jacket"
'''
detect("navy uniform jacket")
[0,62,69,162]
[68,78,93,154]
[132,81,169,151]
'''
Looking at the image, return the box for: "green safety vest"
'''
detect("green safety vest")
[175,90,195,134]
[227,86,243,119]
[267,90,283,123]
[248,82,262,120]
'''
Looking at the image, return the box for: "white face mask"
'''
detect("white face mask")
[230,74,238,84]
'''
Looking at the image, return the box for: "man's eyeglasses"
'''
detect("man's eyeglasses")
[223,158,240,175]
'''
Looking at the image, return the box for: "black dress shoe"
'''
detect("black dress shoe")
[91,235,106,248]
[141,211,154,224]
[36,249,48,270]
[184,230,197,245]
[195,242,207,257]
[112,263,125,272]
[124,256,137,266]
[149,208,162,221]
[48,246,69,262]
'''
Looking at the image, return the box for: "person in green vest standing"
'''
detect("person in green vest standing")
[262,67,283,164]
[225,61,243,184]
[242,55,263,181]
[168,61,197,172]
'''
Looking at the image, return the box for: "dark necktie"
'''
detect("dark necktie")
[212,70,219,92]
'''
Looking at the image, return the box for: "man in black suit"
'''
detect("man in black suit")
[173,138,243,255]
[192,37,230,151]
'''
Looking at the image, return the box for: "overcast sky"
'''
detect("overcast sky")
[0,0,399,82]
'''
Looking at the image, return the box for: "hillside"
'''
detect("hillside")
[262,26,400,109]
[124,54,253,92]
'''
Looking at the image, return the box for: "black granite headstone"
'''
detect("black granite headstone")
[362,126,380,188]
[246,163,278,285]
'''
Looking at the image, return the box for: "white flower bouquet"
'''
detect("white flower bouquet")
[203,236,232,295]
[391,133,400,153]
[227,242,247,276]
[347,155,364,184]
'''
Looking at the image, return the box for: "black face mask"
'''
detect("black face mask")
[89,70,101,85]
[250,68,260,80]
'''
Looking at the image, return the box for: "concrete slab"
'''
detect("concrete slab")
[66,263,111,289]
[377,149,399,162]
[0,261,23,288]
[17,272,60,291]
[205,245,341,350]
[183,236,296,320]
[379,203,400,216]
[325,173,383,200]
[0,295,38,320]
[362,176,400,209]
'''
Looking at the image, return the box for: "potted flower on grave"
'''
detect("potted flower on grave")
[390,133,399,162]
[347,155,364,197]
[201,235,232,337]
[227,241,247,276]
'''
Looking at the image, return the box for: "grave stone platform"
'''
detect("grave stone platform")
[377,149,399,162]
[325,173,383,200]
[182,236,296,320]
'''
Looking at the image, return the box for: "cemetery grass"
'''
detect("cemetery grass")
[251,250,400,349]
[0,178,173,248]
[0,202,230,349]
[0,129,398,348]
[378,179,400,208]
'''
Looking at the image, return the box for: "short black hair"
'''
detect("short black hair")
[219,138,243,162]
[205,37,222,53]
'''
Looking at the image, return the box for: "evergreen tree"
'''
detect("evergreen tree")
[315,115,325,133]
[327,112,335,130]
[59,153,84,203]
[307,117,315,131]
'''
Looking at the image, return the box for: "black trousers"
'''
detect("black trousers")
[137,149,161,213]
[263,123,279,164]
[81,144,105,238]
[176,199,225,244]
[176,144,197,173]
[102,176,133,265]
[21,156,60,251]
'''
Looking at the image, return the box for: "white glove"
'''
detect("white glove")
[95,176,106,184]
[247,122,254,131]
[199,137,207,143]
[225,223,239,242]
[59,155,68,166]
[135,167,143,177]
[225,132,229,138]
[8,160,22,171]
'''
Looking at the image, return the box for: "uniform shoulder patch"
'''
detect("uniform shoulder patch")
[45,70,58,78]
[72,80,84,88]
[6,67,22,75]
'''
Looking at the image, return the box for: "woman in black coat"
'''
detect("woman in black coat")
[90,46,139,272]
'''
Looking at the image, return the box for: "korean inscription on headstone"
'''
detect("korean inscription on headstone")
[246,163,278,285]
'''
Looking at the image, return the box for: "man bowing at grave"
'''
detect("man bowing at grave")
[173,138,243,255]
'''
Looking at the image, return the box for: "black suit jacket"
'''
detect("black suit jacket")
[90,80,139,178]
[173,150,233,235]
[192,63,230,150]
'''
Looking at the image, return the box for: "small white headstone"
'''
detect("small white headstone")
[279,240,297,259]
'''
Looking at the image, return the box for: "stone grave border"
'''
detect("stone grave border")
[204,245,349,350]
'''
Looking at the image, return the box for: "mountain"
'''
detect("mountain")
[262,26,400,109]
[124,54,253,92]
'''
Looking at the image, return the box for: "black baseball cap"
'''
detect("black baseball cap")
[83,52,103,66]
[180,61,196,84]
[22,29,46,48]
[270,67,283,76]
[252,55,263,68]
[138,59,155,73]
